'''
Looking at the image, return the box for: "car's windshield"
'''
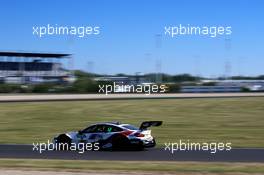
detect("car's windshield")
[122,124,138,130]
[81,125,98,133]
[82,124,123,133]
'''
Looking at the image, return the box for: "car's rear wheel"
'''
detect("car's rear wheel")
[111,134,130,150]
[130,139,144,151]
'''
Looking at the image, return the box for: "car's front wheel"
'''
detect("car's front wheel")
[55,134,71,151]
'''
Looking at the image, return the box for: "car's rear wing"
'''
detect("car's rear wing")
[139,121,162,130]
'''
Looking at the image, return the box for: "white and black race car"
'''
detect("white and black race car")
[53,121,162,150]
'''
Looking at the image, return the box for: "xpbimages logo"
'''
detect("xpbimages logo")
[32,140,100,154]
[164,140,232,154]
[32,24,100,37]
[98,82,168,95]
[164,24,232,38]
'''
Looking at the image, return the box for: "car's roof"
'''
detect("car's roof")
[95,121,122,125]
[92,122,135,128]
[85,122,139,131]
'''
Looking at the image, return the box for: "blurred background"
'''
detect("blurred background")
[0,0,264,93]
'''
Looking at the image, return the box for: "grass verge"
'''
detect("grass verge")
[0,97,263,147]
[0,159,264,174]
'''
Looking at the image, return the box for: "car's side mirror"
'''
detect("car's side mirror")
[78,130,83,134]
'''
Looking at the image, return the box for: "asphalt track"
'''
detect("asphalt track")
[0,144,264,162]
[1,93,264,102]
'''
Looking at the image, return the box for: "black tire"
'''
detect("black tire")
[152,138,156,147]
[56,134,71,151]
[129,139,144,151]
[111,134,130,151]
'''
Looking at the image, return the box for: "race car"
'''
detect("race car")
[53,121,162,150]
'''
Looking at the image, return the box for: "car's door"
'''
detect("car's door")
[80,124,105,143]
[101,125,123,140]
[80,124,123,143]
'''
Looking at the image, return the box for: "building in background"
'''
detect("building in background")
[181,80,264,93]
[181,86,241,93]
[215,80,264,91]
[0,51,74,84]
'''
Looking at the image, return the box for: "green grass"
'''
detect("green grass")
[0,159,264,174]
[0,97,264,147]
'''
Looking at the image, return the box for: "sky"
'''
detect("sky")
[0,0,263,77]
